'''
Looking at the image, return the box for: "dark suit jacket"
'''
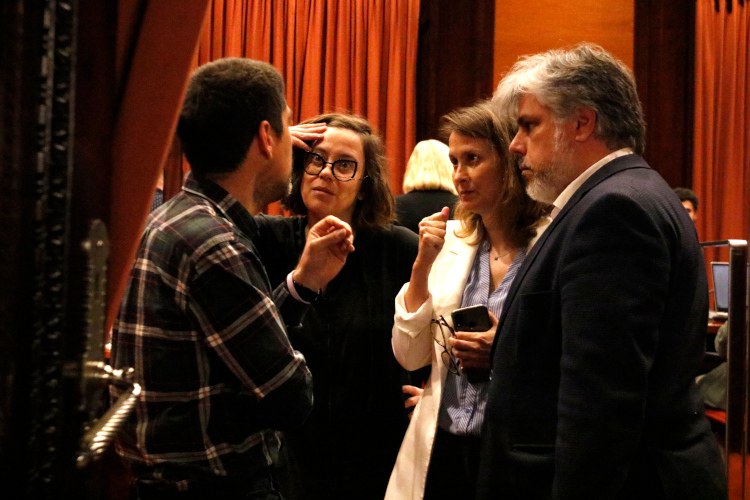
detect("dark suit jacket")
[477,155,727,500]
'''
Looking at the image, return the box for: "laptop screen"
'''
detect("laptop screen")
[711,262,729,312]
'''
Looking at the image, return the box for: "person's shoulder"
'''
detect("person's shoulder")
[384,223,419,244]
[364,224,418,253]
[148,193,225,238]
[255,213,301,228]
[139,195,240,265]
[254,213,305,238]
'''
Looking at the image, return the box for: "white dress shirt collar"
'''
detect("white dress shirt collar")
[550,148,634,219]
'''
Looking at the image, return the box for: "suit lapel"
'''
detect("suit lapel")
[490,155,651,359]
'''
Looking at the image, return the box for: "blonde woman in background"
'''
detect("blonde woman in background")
[395,139,459,234]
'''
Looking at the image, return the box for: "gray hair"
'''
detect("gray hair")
[493,43,646,155]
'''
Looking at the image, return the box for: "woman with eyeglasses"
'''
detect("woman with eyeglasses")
[253,113,419,500]
[385,101,550,500]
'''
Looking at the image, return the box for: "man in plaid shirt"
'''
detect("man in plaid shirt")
[110,58,354,499]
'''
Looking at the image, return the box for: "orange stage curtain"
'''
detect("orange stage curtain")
[694,0,750,248]
[108,1,419,332]
[162,0,420,213]
[106,1,211,333]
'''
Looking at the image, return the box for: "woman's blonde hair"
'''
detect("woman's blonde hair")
[440,100,549,248]
[402,140,457,194]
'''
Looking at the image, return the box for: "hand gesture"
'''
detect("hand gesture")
[415,206,450,269]
[290,123,327,151]
[404,206,449,312]
[449,310,498,370]
[403,385,423,420]
[293,216,354,290]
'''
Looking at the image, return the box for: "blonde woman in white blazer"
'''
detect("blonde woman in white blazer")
[385,101,550,500]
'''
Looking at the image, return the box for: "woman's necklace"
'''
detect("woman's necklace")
[491,249,512,261]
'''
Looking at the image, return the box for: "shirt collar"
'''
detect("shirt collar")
[182,172,259,238]
[551,148,633,218]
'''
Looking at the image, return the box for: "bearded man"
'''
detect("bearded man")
[477,44,727,500]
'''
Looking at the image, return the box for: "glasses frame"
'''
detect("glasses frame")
[431,315,461,375]
[303,151,364,182]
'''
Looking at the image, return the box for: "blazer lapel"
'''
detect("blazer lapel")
[432,225,478,320]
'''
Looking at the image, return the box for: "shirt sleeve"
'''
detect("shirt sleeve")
[392,282,435,371]
[187,236,313,429]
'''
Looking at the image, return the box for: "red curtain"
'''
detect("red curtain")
[164,0,420,212]
[694,0,750,246]
[108,0,420,331]
[107,1,211,332]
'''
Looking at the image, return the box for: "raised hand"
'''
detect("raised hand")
[404,207,450,312]
[293,215,354,291]
[290,123,327,151]
[416,206,450,269]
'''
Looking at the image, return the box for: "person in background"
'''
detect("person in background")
[674,186,699,224]
[109,58,355,499]
[478,43,727,499]
[697,321,728,411]
[385,101,550,500]
[253,113,419,500]
[395,139,459,233]
[150,172,164,211]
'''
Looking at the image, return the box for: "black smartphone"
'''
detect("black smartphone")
[451,304,491,332]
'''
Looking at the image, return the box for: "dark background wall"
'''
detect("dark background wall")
[634,0,696,189]
[416,0,496,142]
[416,0,695,190]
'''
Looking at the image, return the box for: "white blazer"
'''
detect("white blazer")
[385,220,477,500]
[385,218,550,500]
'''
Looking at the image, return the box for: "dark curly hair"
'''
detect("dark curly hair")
[283,113,396,231]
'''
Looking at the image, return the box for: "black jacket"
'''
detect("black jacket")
[478,156,727,500]
[395,189,458,233]
[254,215,419,500]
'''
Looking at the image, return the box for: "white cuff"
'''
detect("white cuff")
[286,271,311,304]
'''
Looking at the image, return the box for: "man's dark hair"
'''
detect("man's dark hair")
[177,58,286,178]
[673,187,699,211]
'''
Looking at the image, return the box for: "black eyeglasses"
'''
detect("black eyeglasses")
[304,151,364,182]
[431,316,461,375]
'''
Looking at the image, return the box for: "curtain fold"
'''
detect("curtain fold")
[694,0,750,246]
[106,1,210,333]
[162,0,420,213]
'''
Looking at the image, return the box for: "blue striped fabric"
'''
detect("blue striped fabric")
[437,239,526,436]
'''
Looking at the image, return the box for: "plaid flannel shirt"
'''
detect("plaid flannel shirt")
[110,173,313,491]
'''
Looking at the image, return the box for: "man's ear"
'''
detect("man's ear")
[573,107,597,142]
[257,120,274,158]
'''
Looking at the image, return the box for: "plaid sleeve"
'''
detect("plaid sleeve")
[186,234,313,426]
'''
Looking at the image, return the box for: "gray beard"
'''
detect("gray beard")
[525,170,562,204]
[523,129,575,205]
